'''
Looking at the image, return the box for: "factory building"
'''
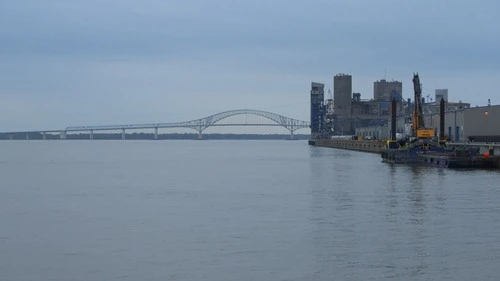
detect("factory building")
[333,74,353,135]
[310,73,500,142]
[373,79,404,115]
[427,104,500,142]
[333,73,354,135]
[310,82,325,138]
[324,98,335,136]
[311,74,404,137]
[463,105,500,141]
[356,104,500,142]
[333,74,352,116]
[374,79,403,101]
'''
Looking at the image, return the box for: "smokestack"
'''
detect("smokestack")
[391,98,397,141]
[440,97,445,141]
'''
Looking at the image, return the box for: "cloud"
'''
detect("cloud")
[1,0,499,131]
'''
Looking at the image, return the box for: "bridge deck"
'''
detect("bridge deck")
[0,109,310,135]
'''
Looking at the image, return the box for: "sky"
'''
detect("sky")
[1,0,499,132]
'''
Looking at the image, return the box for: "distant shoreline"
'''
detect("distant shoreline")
[0,132,309,140]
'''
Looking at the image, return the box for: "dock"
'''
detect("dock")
[309,139,386,153]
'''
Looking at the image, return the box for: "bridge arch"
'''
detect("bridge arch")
[63,109,310,139]
[178,109,310,138]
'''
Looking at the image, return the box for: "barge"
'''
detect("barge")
[382,142,500,168]
[381,73,500,169]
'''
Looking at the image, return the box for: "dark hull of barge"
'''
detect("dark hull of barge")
[381,144,500,169]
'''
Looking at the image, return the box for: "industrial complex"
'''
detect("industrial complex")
[310,73,499,142]
[310,73,500,168]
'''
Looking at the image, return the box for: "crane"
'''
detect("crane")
[412,73,435,139]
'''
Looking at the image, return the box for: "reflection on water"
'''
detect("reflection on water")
[308,146,500,280]
[0,141,499,281]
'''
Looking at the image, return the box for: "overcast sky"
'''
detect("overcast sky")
[1,0,499,131]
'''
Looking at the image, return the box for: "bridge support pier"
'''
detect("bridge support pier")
[9,134,13,140]
[4,110,310,142]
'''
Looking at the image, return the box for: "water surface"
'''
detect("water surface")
[1,140,499,280]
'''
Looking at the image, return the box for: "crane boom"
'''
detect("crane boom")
[412,73,434,138]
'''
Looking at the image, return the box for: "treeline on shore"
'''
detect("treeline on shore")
[0,132,309,140]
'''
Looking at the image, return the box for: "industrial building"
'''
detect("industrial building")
[356,104,500,142]
[324,98,335,136]
[373,79,404,115]
[310,82,325,138]
[333,74,353,135]
[331,74,405,136]
[333,74,352,116]
[311,72,500,142]
[428,104,500,142]
[374,79,403,101]
[463,105,500,141]
[311,73,405,137]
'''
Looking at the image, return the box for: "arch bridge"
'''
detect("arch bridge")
[61,109,310,139]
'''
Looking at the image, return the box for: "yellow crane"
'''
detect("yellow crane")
[412,73,435,139]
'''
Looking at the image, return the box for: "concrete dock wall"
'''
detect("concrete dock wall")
[311,139,500,156]
[312,139,386,153]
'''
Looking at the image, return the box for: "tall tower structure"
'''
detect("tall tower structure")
[310,82,325,138]
[333,74,352,135]
[333,74,352,116]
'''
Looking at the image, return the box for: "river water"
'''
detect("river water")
[1,140,499,280]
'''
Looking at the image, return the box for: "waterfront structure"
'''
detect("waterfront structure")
[310,72,499,142]
[1,109,310,140]
[424,101,469,141]
[380,96,500,168]
[333,74,352,116]
[324,98,334,136]
[333,74,353,135]
[310,82,325,138]
[356,124,389,140]
[313,74,406,137]
[312,74,404,136]
[426,104,500,142]
[359,104,500,142]
[463,105,500,141]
